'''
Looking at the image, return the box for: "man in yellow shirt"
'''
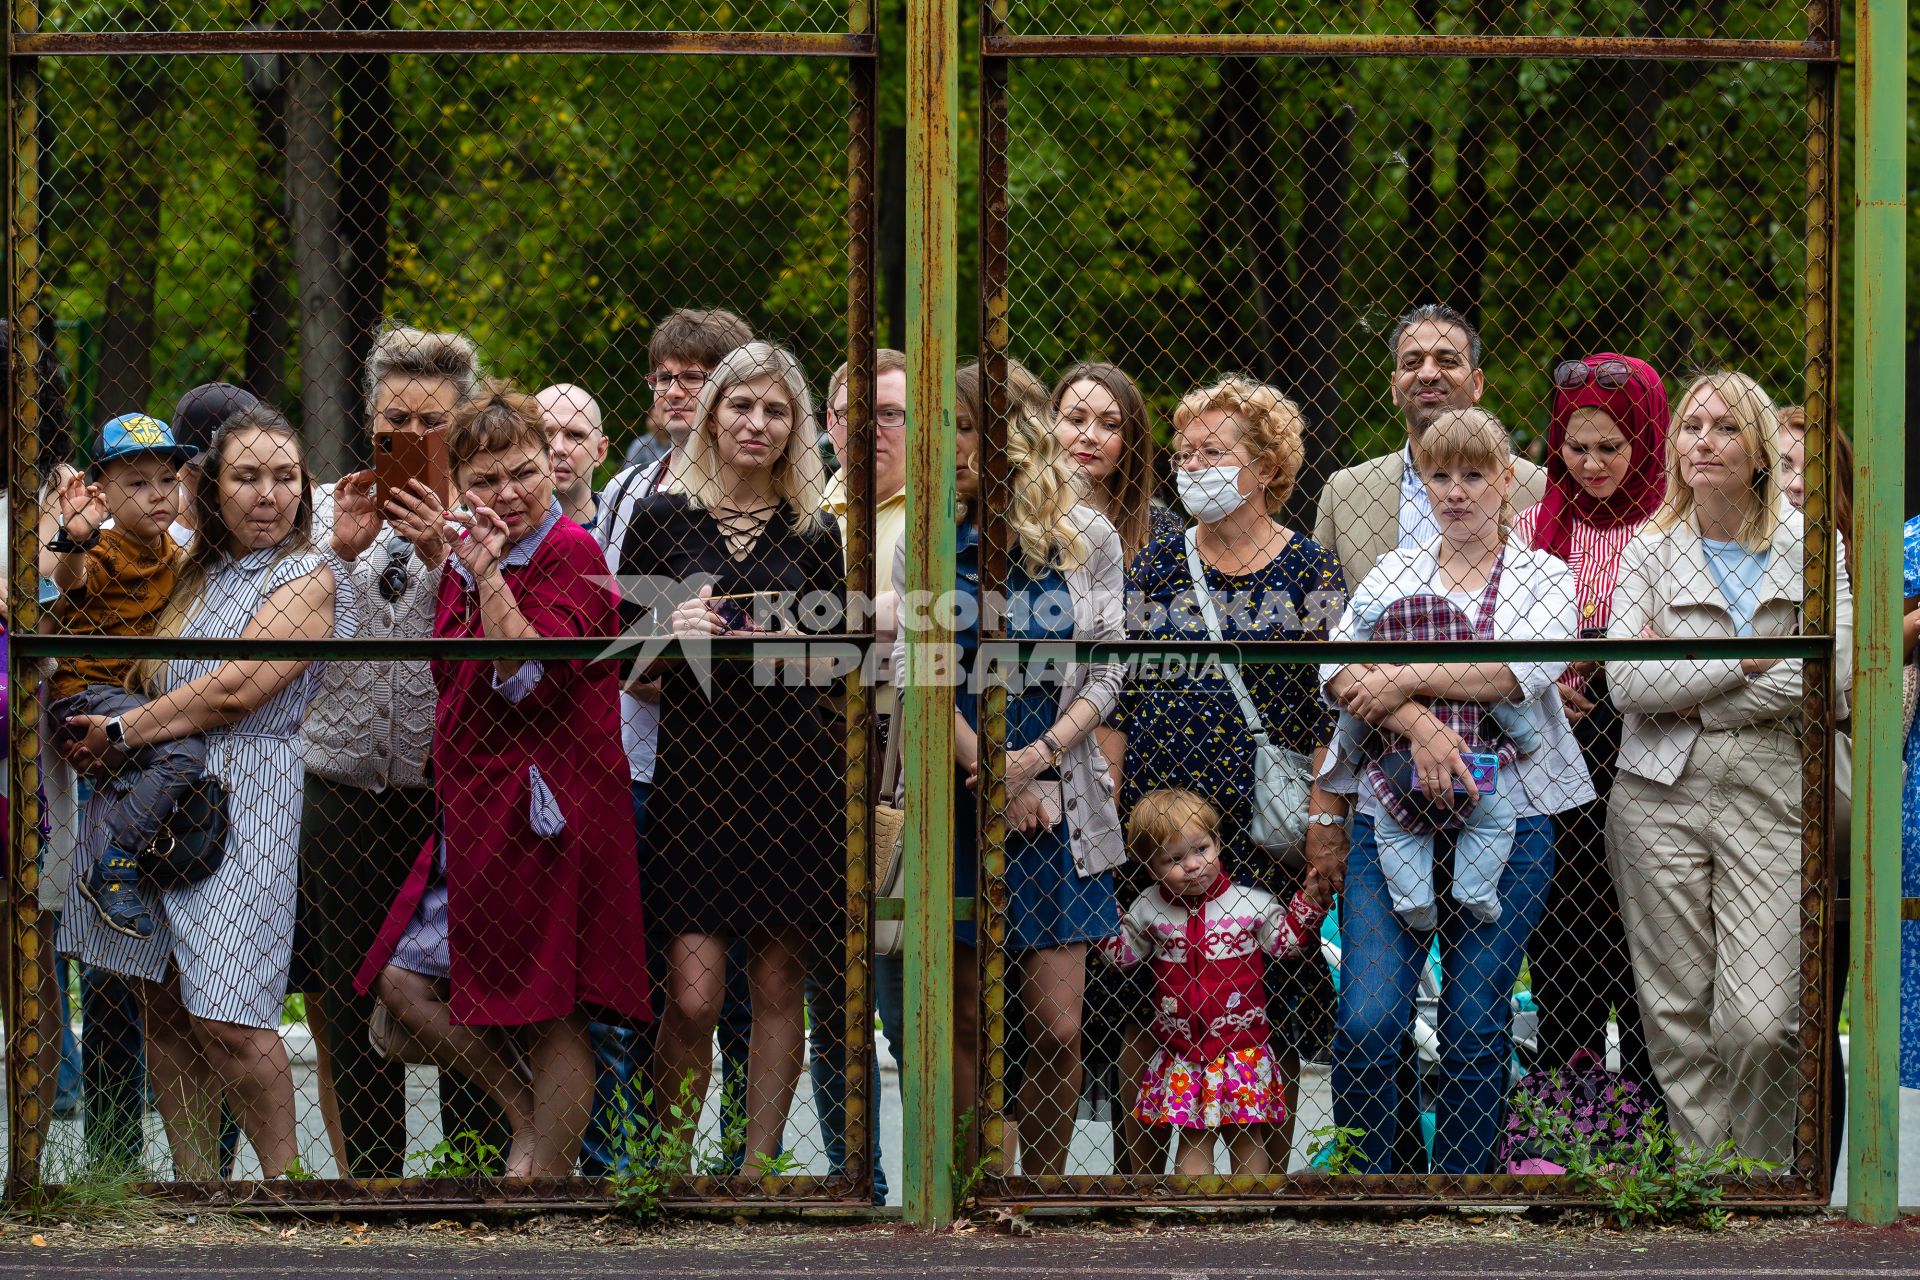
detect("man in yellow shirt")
[822,347,909,644]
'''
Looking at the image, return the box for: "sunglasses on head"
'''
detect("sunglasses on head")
[1553,358,1635,392]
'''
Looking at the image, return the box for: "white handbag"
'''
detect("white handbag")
[1184,528,1312,857]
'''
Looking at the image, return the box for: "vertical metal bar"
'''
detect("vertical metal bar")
[974,28,1012,1185]
[903,0,959,1228]
[1845,0,1907,1225]
[5,14,49,1202]
[1798,47,1841,1197]
[840,0,880,1199]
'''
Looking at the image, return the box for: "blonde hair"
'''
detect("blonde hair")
[1127,789,1221,866]
[1651,371,1782,553]
[1412,406,1517,539]
[673,341,829,529]
[1003,406,1091,577]
[1172,376,1306,510]
[363,322,482,417]
[954,360,1090,577]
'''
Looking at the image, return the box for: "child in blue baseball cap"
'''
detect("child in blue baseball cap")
[46,412,206,940]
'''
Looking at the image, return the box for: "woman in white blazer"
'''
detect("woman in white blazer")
[1605,371,1852,1166]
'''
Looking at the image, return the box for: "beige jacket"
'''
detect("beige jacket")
[891,503,1127,879]
[1312,447,1546,594]
[1606,505,1853,786]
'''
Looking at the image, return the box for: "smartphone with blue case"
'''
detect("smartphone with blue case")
[1462,752,1500,793]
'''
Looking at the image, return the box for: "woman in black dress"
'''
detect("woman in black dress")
[616,340,846,1175]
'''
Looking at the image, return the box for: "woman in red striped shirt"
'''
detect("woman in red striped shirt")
[1512,353,1667,1087]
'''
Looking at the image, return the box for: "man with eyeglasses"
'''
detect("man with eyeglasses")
[538,383,609,532]
[1311,302,1544,594]
[582,306,753,1180]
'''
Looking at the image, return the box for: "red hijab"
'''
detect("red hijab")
[1532,352,1669,563]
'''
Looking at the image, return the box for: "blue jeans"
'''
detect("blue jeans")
[1333,812,1554,1174]
[806,940,901,1202]
[582,781,655,1177]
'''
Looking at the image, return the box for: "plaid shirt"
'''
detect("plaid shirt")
[1358,552,1519,832]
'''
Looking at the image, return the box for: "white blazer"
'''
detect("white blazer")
[1606,504,1852,786]
[1317,538,1597,819]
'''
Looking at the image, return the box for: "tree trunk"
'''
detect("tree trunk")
[97,54,166,416]
[1283,101,1354,513]
[879,122,907,350]
[286,51,352,479]
[1223,57,1282,378]
[243,41,291,410]
[332,0,392,470]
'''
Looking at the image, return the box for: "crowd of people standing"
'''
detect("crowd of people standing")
[13,298,1887,1188]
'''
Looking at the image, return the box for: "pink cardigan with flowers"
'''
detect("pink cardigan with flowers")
[1100,874,1326,1062]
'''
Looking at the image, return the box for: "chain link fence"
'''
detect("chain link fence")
[965,0,1842,1207]
[5,0,1849,1216]
[7,2,882,1207]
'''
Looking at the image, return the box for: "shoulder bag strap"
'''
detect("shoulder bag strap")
[1185,527,1273,745]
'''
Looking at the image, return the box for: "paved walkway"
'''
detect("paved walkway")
[6,1221,1920,1279]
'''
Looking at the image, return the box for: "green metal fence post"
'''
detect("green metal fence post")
[902,0,958,1230]
[1845,0,1907,1225]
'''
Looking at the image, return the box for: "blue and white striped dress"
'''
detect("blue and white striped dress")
[58,544,357,1029]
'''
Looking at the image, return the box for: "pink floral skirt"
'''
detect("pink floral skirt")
[1134,1042,1289,1130]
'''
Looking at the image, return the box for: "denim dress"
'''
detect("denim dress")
[953,521,1118,952]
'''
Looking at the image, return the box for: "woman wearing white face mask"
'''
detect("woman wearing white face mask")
[1107,377,1350,1169]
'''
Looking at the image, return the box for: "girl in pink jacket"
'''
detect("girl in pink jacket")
[1101,789,1330,1175]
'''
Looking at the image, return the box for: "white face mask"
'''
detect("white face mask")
[1176,465,1248,524]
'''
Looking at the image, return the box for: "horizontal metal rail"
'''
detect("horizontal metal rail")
[982,1171,1822,1206]
[8,29,876,57]
[876,896,971,920]
[132,1173,874,1208]
[8,633,1832,662]
[983,32,1836,63]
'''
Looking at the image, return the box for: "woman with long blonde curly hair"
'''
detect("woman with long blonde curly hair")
[890,360,1125,1175]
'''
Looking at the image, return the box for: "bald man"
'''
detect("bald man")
[538,383,610,531]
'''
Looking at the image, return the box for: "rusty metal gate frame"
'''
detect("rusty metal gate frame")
[3,4,883,1209]
[969,0,1843,1209]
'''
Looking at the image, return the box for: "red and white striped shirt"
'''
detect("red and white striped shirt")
[1511,504,1643,634]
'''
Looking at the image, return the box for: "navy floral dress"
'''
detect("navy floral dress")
[1113,525,1345,1057]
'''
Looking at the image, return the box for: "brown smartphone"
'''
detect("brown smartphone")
[373,426,451,507]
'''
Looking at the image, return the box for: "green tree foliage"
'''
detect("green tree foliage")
[26,0,1917,479]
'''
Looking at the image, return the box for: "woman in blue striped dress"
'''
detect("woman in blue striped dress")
[58,406,357,1179]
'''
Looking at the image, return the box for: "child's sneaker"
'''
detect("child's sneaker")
[77,852,154,940]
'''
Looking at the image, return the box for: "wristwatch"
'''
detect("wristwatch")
[45,529,101,554]
[104,716,127,750]
[1306,812,1345,828]
[1039,730,1065,765]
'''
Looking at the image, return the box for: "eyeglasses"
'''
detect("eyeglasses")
[378,408,451,431]
[1172,447,1240,468]
[1553,358,1634,392]
[646,368,709,394]
[826,407,908,430]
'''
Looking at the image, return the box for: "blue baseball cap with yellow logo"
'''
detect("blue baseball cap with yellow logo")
[89,412,198,476]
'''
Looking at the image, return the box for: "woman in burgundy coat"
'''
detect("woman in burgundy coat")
[358,382,650,1177]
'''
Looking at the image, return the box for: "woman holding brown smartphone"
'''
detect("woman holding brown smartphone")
[298,323,503,1177]
[1509,353,1666,1089]
[614,341,846,1177]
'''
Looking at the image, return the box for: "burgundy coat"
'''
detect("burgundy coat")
[357,511,651,1027]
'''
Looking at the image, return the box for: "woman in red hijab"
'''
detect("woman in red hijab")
[1512,353,1666,1086]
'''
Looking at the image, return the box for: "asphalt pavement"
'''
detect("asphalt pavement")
[7,1220,1920,1280]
